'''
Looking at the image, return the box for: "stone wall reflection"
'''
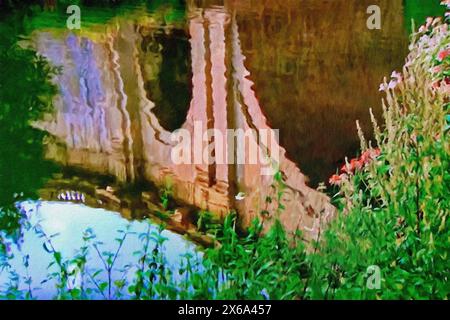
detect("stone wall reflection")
[32,4,390,241]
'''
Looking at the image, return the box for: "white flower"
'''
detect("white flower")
[391,71,402,82]
[379,83,387,92]
[388,79,398,90]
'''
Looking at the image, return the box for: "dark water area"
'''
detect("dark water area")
[233,0,409,185]
[142,28,193,132]
[232,0,444,185]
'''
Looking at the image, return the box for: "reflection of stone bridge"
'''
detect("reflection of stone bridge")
[34,6,334,241]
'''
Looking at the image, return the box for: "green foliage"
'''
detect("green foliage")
[159,184,173,210]
[198,215,308,300]
[10,0,187,33]
[404,0,446,33]
[0,11,58,237]
[196,210,221,236]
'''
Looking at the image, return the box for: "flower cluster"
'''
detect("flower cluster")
[329,148,381,186]
[388,8,450,96]
[431,47,450,91]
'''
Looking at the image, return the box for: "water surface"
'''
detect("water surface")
[0,201,199,299]
[19,0,442,236]
[0,1,445,297]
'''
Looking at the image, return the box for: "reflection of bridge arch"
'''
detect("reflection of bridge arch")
[34,6,334,241]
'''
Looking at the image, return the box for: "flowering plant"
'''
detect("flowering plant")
[317,9,449,299]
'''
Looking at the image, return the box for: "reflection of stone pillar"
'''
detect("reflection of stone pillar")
[178,9,232,215]
[205,9,230,184]
[186,10,208,174]
[228,16,335,240]
[111,25,135,182]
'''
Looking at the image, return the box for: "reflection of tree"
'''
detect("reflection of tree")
[0,13,58,236]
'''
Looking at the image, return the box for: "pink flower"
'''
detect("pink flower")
[360,151,370,165]
[433,77,450,90]
[338,148,381,177]
[437,48,450,62]
[329,174,348,186]
[371,148,381,158]
[329,174,342,186]
[341,158,362,174]
[340,164,348,173]
[440,77,450,94]
[432,65,443,73]
[432,80,441,89]
[350,158,363,170]
[359,148,381,166]
[439,23,448,34]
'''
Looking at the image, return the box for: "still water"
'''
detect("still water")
[0,201,200,299]
[0,0,444,298]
